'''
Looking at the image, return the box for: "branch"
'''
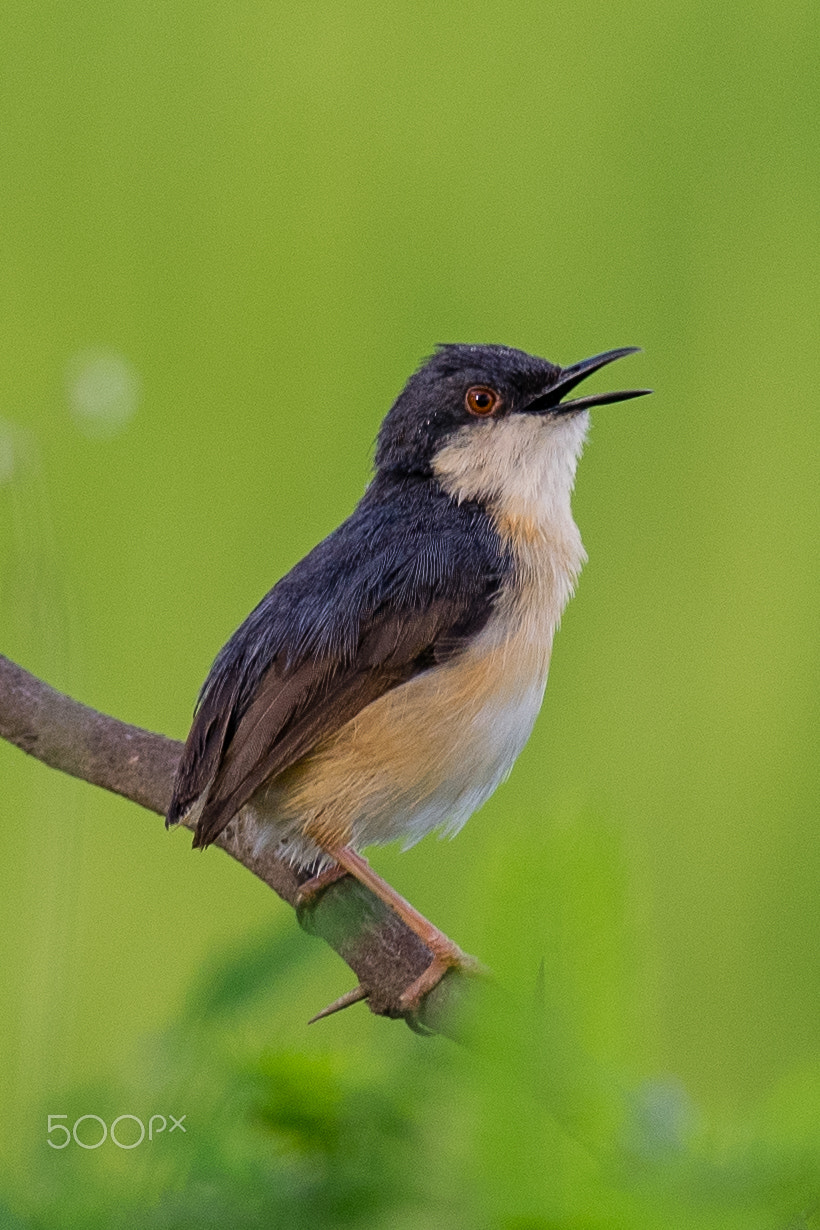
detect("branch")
[0,654,483,1036]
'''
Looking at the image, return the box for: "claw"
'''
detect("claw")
[295,863,350,914]
[404,1014,435,1037]
[308,984,369,1024]
[398,947,483,1013]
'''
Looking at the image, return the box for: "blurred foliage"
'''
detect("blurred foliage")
[1,0,819,1223]
[7,886,820,1229]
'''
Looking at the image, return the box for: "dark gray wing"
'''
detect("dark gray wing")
[167,476,509,849]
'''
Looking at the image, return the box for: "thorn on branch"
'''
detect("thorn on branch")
[308,984,369,1024]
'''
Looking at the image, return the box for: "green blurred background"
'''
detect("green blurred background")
[1,1,818,1225]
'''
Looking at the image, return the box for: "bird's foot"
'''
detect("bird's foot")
[320,846,486,1017]
[295,862,350,913]
[399,934,483,1013]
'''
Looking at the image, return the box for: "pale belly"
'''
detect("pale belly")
[249,617,553,868]
[247,418,587,869]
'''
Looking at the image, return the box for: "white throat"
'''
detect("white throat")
[432,411,589,556]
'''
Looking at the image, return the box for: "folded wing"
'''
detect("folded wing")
[167,480,508,849]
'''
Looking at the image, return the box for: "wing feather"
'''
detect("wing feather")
[167,477,508,849]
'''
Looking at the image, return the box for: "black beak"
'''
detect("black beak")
[525,347,652,416]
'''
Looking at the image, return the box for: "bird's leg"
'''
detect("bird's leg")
[328,846,481,1012]
[295,860,351,911]
[297,854,369,1024]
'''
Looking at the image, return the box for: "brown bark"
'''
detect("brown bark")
[0,654,483,1037]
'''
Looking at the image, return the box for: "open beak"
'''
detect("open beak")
[525,347,652,416]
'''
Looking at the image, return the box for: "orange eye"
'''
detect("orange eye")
[465,386,500,416]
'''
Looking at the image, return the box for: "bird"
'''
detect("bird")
[167,343,649,1013]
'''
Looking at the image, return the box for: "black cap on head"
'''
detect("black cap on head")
[374,343,649,476]
[375,344,560,475]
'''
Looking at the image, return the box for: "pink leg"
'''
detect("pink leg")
[295,862,350,910]
[329,846,480,1011]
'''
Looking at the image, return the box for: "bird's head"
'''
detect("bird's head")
[374,343,649,517]
[376,343,648,475]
